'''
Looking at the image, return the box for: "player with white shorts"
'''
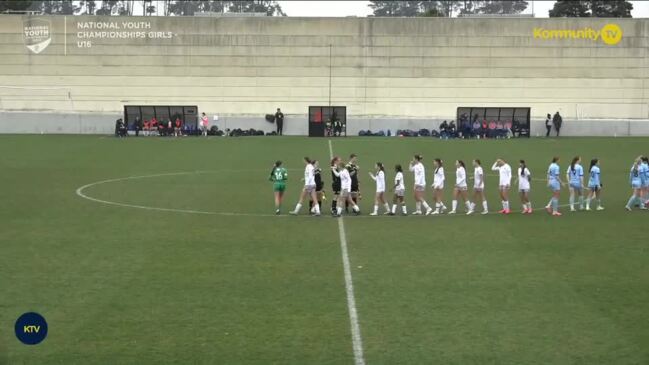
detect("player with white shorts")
[391,164,407,215]
[431,158,447,215]
[290,157,321,216]
[492,158,512,214]
[409,154,433,215]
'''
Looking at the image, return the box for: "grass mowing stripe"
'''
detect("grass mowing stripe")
[329,139,366,365]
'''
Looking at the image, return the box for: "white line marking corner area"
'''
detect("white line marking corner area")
[329,139,367,365]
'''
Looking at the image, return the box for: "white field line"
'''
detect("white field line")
[329,139,366,365]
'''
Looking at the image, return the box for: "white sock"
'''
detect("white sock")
[466,201,472,210]
[391,204,397,214]
[482,200,488,211]
[384,203,390,212]
[373,205,378,214]
[314,204,320,214]
[353,204,360,212]
[569,195,574,208]
[422,201,430,210]
[337,206,342,215]
[416,202,421,212]
[504,201,509,210]
[294,203,302,212]
[452,200,457,211]
[402,205,407,214]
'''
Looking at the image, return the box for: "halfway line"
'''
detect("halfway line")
[329,139,366,365]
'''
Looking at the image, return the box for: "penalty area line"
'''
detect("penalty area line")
[329,139,366,365]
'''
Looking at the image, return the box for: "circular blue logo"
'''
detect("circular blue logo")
[15,312,48,345]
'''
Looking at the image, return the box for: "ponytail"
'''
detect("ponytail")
[570,156,579,173]
[519,160,526,177]
[589,158,598,172]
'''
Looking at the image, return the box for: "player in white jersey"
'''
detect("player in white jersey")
[517,160,533,214]
[431,158,448,214]
[391,164,407,215]
[470,159,488,214]
[409,154,433,215]
[369,162,390,215]
[331,158,360,217]
[491,158,512,214]
[449,160,473,215]
[290,157,320,216]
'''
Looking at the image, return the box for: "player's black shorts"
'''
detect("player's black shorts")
[332,183,341,194]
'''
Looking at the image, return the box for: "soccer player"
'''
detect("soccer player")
[174,118,182,137]
[546,156,564,216]
[585,158,604,211]
[491,158,512,214]
[517,160,532,214]
[471,159,488,214]
[391,164,407,215]
[309,160,325,214]
[269,160,288,214]
[330,156,341,215]
[431,158,447,215]
[289,157,320,216]
[332,158,360,216]
[625,157,645,211]
[640,156,649,205]
[369,162,390,215]
[409,154,433,215]
[346,154,360,212]
[449,160,472,215]
[566,156,585,211]
[143,119,150,136]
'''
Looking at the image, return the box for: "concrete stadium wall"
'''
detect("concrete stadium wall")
[0,15,647,134]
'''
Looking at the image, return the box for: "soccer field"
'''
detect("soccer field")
[2,135,648,364]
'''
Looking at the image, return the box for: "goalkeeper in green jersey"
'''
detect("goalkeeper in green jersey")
[269,160,288,214]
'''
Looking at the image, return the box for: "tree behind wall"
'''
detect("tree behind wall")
[0,0,32,13]
[549,0,633,17]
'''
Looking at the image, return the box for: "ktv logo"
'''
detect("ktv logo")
[23,18,52,54]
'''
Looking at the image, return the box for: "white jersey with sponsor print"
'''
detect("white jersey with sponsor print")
[492,162,512,186]
[474,166,484,189]
[433,167,445,188]
[304,164,315,186]
[394,172,405,190]
[410,162,426,186]
[518,167,531,190]
[456,167,467,188]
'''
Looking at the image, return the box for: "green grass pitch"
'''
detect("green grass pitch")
[1,135,648,364]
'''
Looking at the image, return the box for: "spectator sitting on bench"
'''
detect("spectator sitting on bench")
[487,120,497,138]
[439,120,449,139]
[150,117,159,136]
[504,120,513,138]
[174,118,182,137]
[472,119,481,139]
[496,120,505,139]
[449,120,457,138]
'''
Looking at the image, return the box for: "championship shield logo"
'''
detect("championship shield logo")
[23,18,52,54]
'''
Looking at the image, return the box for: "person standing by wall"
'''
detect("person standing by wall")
[545,113,552,137]
[274,108,284,136]
[553,111,562,137]
[200,112,209,137]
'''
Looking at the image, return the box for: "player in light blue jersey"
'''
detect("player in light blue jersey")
[585,158,604,211]
[641,156,649,206]
[566,156,585,211]
[545,156,564,216]
[625,157,645,211]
